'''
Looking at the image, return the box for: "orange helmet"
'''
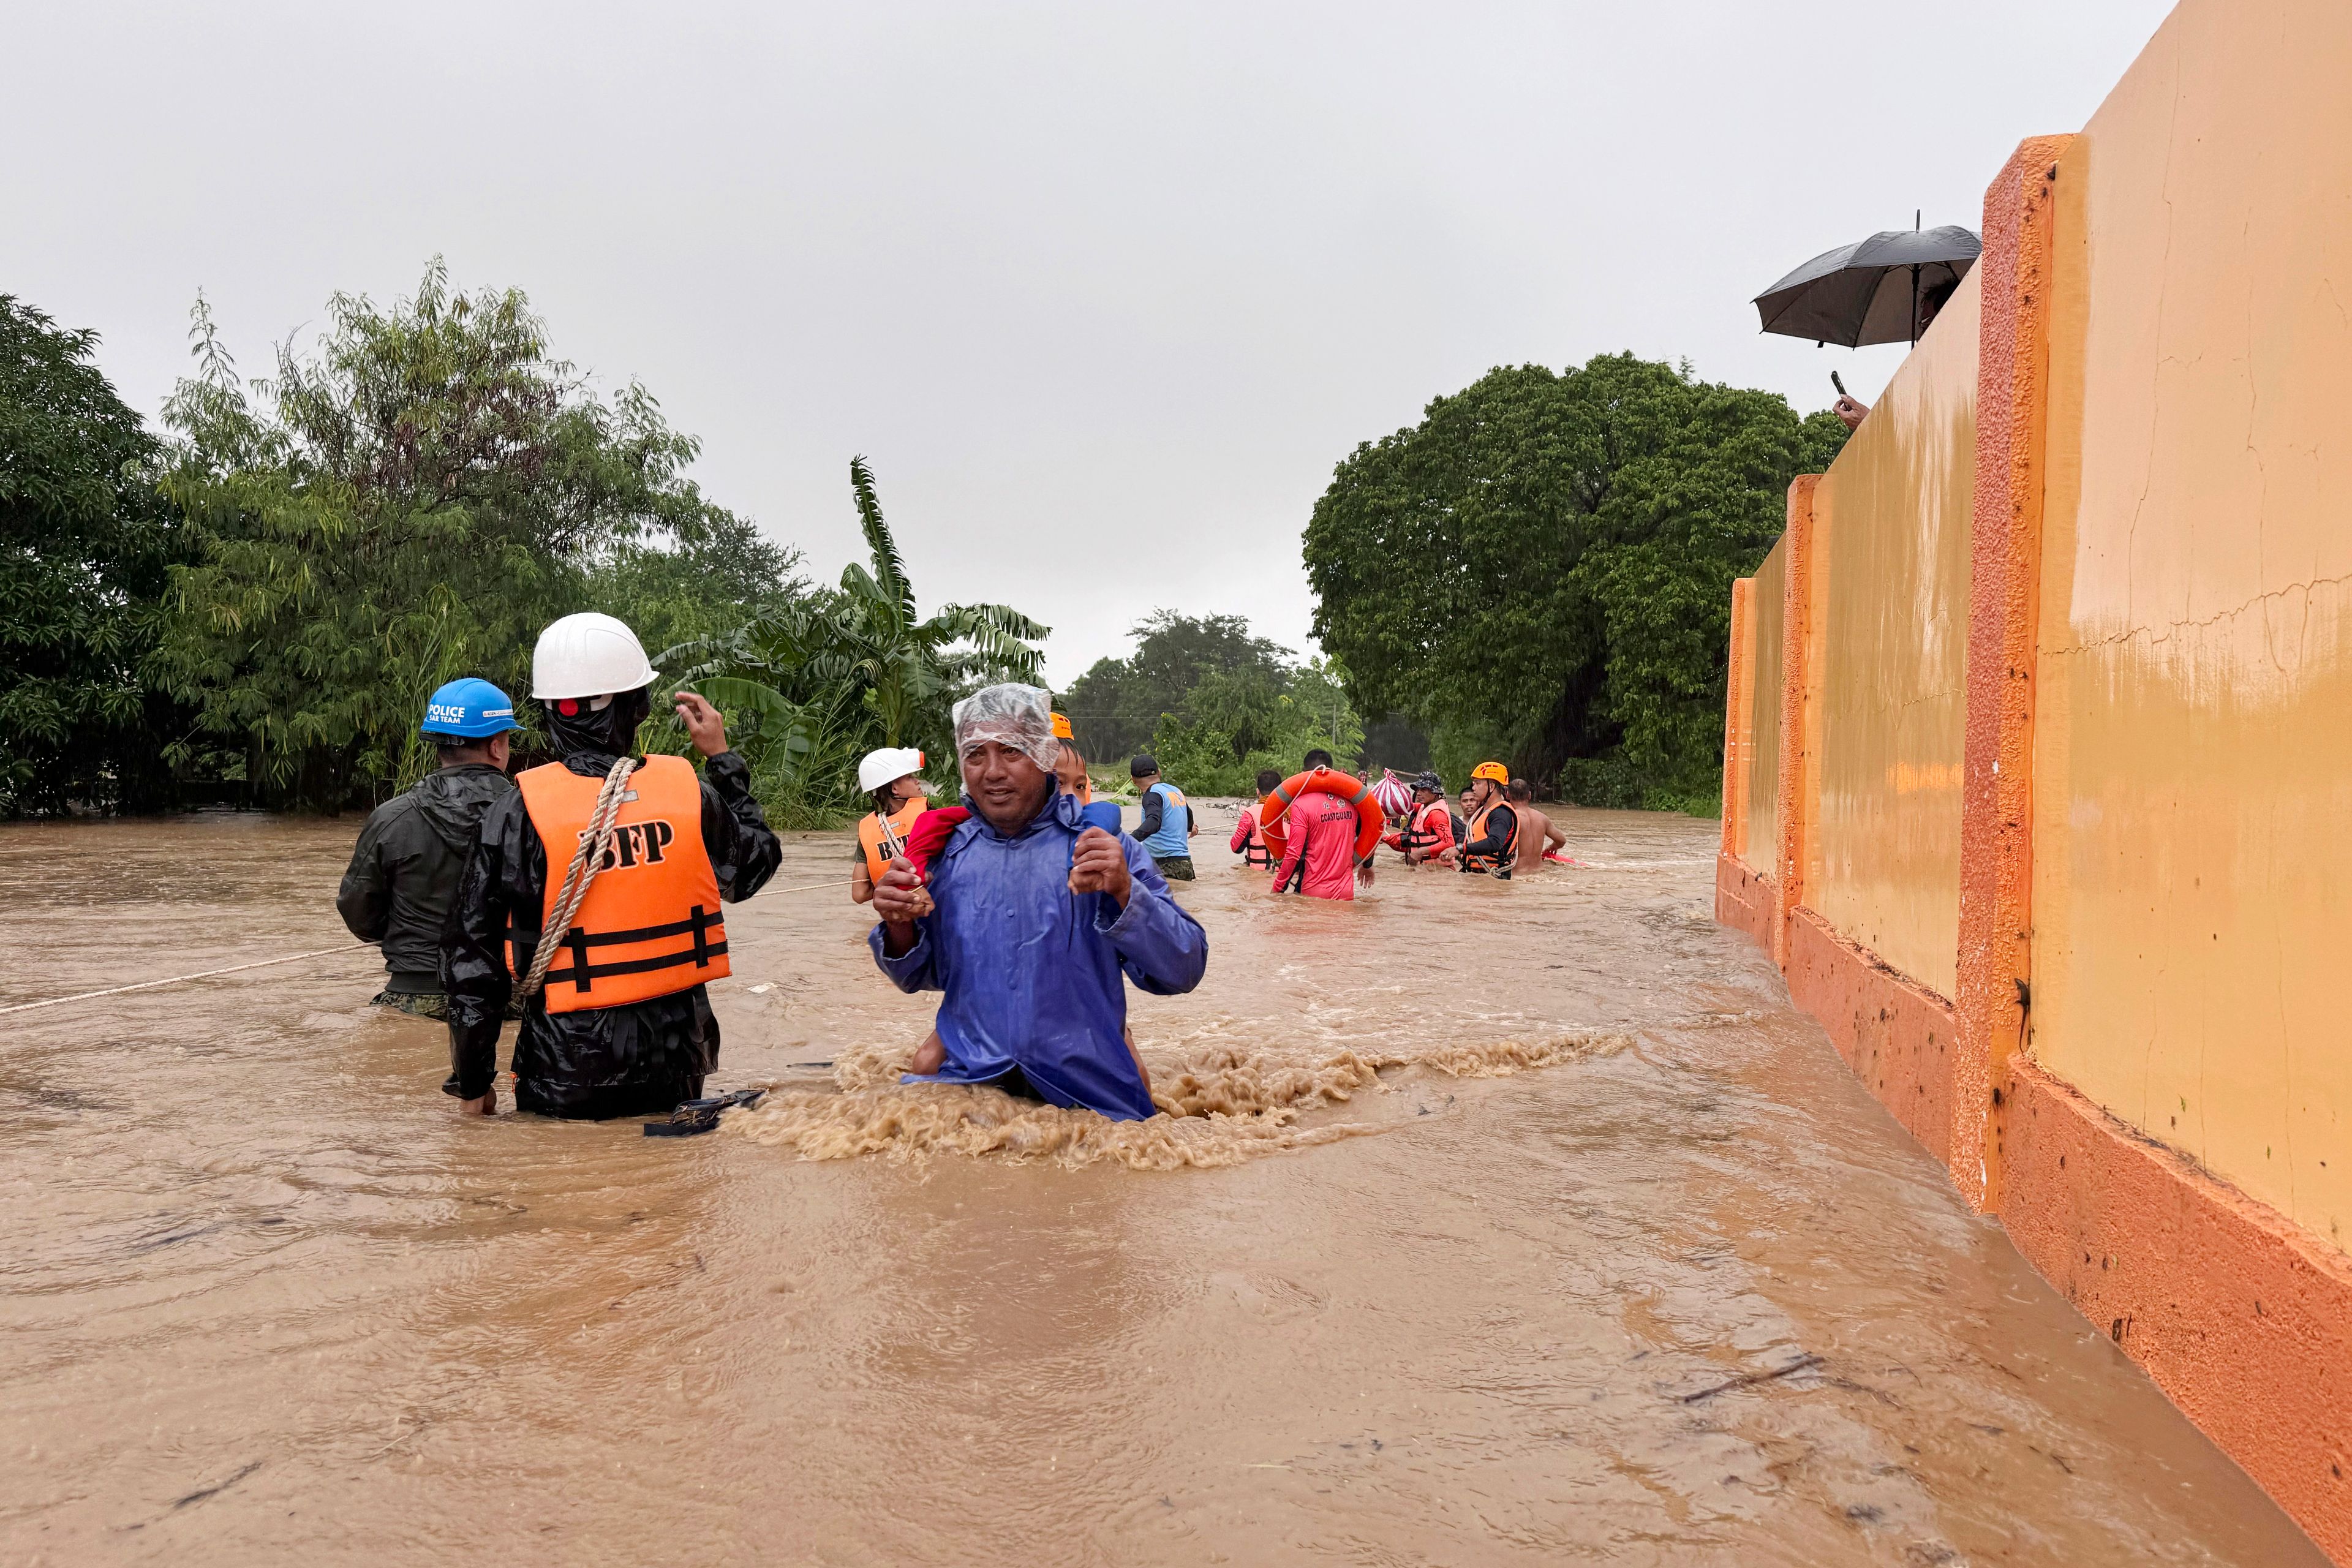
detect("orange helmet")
[1050,711,1074,741]
[1471,761,1509,784]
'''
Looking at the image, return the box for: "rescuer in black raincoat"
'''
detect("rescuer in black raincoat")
[440,616,781,1119]
[337,678,522,1019]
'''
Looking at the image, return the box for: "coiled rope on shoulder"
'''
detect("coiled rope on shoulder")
[515,755,638,1003]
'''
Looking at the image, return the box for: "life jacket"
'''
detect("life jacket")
[1238,805,1275,868]
[514,754,730,1014]
[1461,800,1517,876]
[1398,801,1450,856]
[857,795,930,885]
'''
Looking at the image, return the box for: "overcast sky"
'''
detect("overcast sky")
[5,1,2173,687]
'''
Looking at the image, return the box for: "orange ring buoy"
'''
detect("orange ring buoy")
[1257,768,1384,864]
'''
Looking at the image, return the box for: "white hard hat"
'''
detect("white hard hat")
[532,612,657,700]
[857,747,927,793]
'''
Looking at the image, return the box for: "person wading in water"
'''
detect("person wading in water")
[872,684,1207,1120]
[1129,753,1197,881]
[1505,778,1567,871]
[440,613,782,1118]
[1382,771,1455,867]
[850,747,929,907]
[1446,761,1520,879]
[1272,747,1371,900]
[1229,767,1283,869]
[337,679,520,1019]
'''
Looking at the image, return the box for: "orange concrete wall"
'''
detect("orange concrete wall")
[1804,270,1978,1000]
[1785,906,1959,1168]
[1773,477,1824,968]
[2029,0,2352,1249]
[1711,2,2352,1553]
[1740,536,1785,874]
[2000,1055,2352,1560]
[1721,576,1755,862]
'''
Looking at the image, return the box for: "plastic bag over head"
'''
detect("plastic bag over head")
[950,683,1062,776]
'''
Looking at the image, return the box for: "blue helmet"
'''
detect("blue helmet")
[420,677,521,739]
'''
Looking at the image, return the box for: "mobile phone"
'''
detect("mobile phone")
[1830,370,1849,398]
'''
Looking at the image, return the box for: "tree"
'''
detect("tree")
[1145,655,1365,796]
[1060,610,1294,761]
[1061,609,1366,794]
[662,456,1047,824]
[155,262,786,809]
[1302,352,1847,806]
[0,295,186,816]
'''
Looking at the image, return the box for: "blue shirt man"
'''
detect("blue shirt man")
[1129,752,1195,880]
[870,685,1208,1120]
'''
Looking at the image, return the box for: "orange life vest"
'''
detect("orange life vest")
[857,795,930,885]
[515,754,729,1014]
[1462,799,1517,875]
[1399,801,1452,856]
[1238,804,1275,867]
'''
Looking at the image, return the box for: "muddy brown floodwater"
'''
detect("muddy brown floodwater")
[0,805,2327,1566]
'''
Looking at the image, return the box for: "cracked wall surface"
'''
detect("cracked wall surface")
[1807,269,1979,999]
[2029,0,2352,1248]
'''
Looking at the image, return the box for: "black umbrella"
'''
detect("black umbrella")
[1754,222,1981,347]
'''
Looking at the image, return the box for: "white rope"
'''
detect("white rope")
[515,755,637,1003]
[0,943,377,1016]
[754,877,855,899]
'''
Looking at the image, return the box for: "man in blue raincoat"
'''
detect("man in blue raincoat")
[870,683,1207,1120]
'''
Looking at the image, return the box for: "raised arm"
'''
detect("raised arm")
[868,856,944,992]
[697,750,782,901]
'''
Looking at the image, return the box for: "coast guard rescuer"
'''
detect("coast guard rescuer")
[1382,771,1455,866]
[440,613,781,1118]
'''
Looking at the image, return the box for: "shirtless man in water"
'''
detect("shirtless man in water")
[1506,778,1567,870]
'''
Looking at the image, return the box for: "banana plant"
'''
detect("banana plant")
[660,456,1047,813]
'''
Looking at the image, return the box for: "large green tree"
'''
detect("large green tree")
[1060,609,1366,793]
[1302,352,1846,805]
[1145,655,1364,796]
[0,296,186,816]
[156,262,791,809]
[1060,611,1295,761]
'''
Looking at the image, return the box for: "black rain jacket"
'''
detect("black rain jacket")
[337,764,518,991]
[440,747,782,1118]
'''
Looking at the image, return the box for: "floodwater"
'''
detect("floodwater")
[0,805,2325,1567]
